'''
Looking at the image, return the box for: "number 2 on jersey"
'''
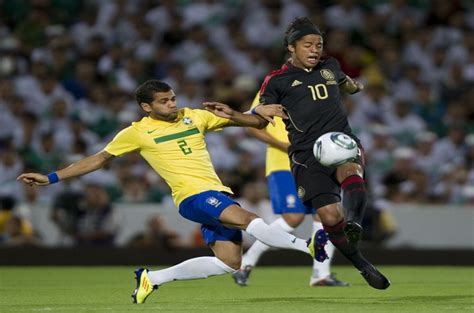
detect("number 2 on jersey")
[177,140,192,155]
[308,84,329,100]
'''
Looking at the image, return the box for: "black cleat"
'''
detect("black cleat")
[344,221,363,245]
[360,264,391,290]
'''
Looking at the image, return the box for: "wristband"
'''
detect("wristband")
[47,172,59,184]
[250,106,259,115]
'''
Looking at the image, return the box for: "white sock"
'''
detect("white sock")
[242,218,295,267]
[311,221,335,279]
[147,257,234,286]
[245,218,309,254]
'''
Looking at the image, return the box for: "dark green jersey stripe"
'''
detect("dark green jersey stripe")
[154,128,200,143]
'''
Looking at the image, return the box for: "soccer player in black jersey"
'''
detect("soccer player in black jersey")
[252,17,390,290]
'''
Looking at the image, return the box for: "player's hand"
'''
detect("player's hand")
[353,79,364,92]
[16,173,50,186]
[202,102,234,119]
[345,75,364,93]
[255,104,288,126]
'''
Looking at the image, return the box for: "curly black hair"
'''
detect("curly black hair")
[284,17,321,47]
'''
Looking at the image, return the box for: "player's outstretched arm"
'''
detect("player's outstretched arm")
[203,102,286,128]
[17,150,114,186]
[247,127,289,152]
[340,75,364,94]
[252,104,288,126]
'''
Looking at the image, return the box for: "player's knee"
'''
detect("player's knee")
[318,208,343,226]
[218,256,241,270]
[312,195,343,225]
[282,213,304,227]
[242,212,260,228]
[336,163,363,183]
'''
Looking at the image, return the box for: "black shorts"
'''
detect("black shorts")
[290,145,365,205]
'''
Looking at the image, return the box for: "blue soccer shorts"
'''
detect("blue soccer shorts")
[179,190,242,245]
[267,170,315,215]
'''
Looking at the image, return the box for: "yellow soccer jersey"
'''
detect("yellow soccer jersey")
[104,108,233,206]
[250,93,291,176]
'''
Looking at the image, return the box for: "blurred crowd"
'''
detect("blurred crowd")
[0,0,473,246]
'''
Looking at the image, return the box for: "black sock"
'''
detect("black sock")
[323,220,368,270]
[341,175,367,224]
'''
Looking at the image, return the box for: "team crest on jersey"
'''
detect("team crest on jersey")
[182,117,193,125]
[297,186,305,199]
[286,194,297,208]
[320,69,335,81]
[206,197,221,207]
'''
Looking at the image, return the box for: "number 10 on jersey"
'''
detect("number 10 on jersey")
[308,84,329,100]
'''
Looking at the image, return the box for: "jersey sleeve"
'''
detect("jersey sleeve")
[259,75,280,105]
[104,126,140,156]
[331,57,348,85]
[194,109,232,132]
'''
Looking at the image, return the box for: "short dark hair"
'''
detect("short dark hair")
[135,80,172,106]
[284,17,322,47]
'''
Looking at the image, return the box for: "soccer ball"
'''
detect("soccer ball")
[313,132,358,167]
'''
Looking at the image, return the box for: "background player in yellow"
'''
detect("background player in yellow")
[232,93,349,287]
[17,80,326,304]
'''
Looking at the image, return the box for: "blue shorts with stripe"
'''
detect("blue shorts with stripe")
[179,190,242,245]
[267,171,315,215]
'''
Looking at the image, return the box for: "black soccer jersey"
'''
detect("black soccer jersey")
[259,57,358,155]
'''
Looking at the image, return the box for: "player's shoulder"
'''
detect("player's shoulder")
[181,107,207,119]
[179,107,213,125]
[130,116,152,131]
[260,63,292,94]
[263,63,291,82]
[320,56,341,68]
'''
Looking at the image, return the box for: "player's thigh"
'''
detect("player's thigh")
[219,204,258,230]
[179,190,239,226]
[291,151,341,204]
[210,240,242,270]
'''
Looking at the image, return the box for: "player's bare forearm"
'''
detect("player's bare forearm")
[58,150,113,180]
[203,102,287,128]
[17,150,113,186]
[229,110,269,128]
[341,75,364,94]
[247,127,289,152]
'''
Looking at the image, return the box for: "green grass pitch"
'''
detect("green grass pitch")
[0,266,472,312]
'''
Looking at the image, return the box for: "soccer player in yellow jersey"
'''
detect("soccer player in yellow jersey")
[17,80,325,304]
[232,94,349,287]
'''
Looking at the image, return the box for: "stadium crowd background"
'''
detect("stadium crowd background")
[0,0,473,247]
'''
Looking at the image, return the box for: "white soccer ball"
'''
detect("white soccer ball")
[313,132,358,167]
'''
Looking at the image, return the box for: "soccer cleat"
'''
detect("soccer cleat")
[307,229,329,262]
[310,273,350,287]
[344,221,363,245]
[359,264,391,290]
[232,265,252,286]
[131,268,158,304]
